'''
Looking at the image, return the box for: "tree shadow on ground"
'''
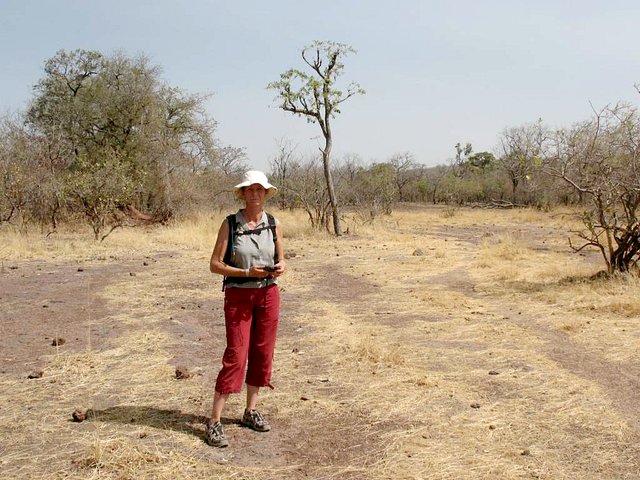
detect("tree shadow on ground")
[82,405,241,438]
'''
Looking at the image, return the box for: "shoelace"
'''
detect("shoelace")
[249,410,266,425]
[210,423,225,439]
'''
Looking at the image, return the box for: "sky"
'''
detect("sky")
[1,0,640,171]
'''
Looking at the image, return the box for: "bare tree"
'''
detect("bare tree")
[213,145,247,177]
[269,139,299,210]
[267,41,365,235]
[389,152,416,202]
[424,164,452,204]
[286,156,332,230]
[333,153,363,206]
[545,103,640,273]
[497,119,549,202]
[354,162,397,219]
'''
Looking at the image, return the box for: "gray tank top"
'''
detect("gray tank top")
[225,210,277,289]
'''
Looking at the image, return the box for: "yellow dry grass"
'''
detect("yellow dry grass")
[1,205,639,479]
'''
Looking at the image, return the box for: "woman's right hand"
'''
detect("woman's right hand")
[249,266,271,278]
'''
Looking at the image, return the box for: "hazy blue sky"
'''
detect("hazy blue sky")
[1,0,640,171]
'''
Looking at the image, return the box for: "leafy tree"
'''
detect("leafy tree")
[467,151,496,172]
[416,178,430,202]
[452,142,473,177]
[267,40,365,235]
[25,49,218,237]
[66,151,137,240]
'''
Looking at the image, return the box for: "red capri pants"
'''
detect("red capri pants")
[215,284,280,394]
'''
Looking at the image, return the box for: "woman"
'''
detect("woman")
[206,170,285,448]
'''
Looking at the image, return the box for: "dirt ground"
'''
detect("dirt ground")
[1,207,639,479]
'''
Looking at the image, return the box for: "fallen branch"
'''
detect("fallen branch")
[471,200,527,209]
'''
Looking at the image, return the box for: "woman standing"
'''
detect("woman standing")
[206,170,285,448]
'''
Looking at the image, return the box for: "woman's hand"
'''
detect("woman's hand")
[270,261,286,278]
[251,261,285,278]
[248,266,267,278]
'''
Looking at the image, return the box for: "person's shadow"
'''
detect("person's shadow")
[82,405,240,440]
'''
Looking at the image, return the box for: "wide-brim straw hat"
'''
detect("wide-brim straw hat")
[233,170,278,201]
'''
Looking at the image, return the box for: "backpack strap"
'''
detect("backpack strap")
[223,214,237,266]
[266,212,279,264]
[222,212,278,291]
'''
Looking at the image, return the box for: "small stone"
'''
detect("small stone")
[129,272,136,277]
[488,370,499,375]
[284,251,297,259]
[300,396,309,401]
[72,409,88,422]
[488,424,496,430]
[143,261,149,266]
[51,338,65,346]
[521,448,531,456]
[175,367,192,379]
[412,249,425,256]
[77,268,84,272]
[470,402,481,409]
[27,370,44,379]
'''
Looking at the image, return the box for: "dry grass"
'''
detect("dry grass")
[1,205,639,479]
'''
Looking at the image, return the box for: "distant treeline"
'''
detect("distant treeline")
[1,50,638,273]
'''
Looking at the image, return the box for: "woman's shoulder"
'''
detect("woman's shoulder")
[224,210,243,224]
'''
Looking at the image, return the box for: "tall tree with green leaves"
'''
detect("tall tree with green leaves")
[267,41,364,235]
[25,49,218,238]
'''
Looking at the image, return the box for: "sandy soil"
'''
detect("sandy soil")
[1,212,639,479]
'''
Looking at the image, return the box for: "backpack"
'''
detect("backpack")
[222,212,278,290]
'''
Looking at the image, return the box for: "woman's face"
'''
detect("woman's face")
[242,183,267,206]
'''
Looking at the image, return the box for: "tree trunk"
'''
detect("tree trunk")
[511,177,519,203]
[320,120,342,237]
[322,130,342,236]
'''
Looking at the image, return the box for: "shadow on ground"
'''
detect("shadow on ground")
[83,405,241,438]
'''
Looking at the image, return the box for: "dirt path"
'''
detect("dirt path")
[423,225,640,435]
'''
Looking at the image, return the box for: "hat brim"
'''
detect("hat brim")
[233,182,278,201]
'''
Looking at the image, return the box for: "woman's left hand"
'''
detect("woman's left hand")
[271,261,286,278]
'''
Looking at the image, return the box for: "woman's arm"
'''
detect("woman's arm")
[209,219,232,275]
